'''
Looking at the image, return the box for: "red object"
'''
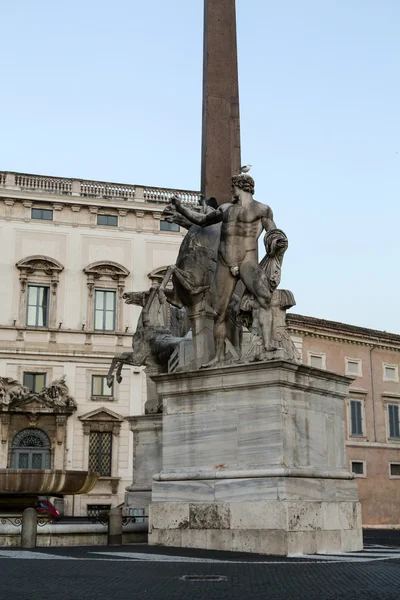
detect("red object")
[36,499,60,520]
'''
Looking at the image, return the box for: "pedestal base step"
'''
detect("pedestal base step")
[149,500,363,555]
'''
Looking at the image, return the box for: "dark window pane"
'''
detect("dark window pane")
[351,461,364,475]
[26,285,49,327]
[31,208,53,221]
[388,404,400,438]
[160,220,179,232]
[92,375,113,397]
[32,453,43,469]
[23,373,34,392]
[350,400,363,436]
[18,453,29,468]
[23,372,46,393]
[94,290,116,331]
[390,464,400,477]
[97,214,118,226]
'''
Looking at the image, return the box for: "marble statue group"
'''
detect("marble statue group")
[108,173,300,385]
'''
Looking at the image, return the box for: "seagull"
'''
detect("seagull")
[239,164,252,174]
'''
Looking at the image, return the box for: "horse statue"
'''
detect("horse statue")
[106,286,184,387]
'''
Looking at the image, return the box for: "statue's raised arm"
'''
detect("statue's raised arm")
[171,194,223,227]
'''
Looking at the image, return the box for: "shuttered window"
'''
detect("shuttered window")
[350,400,363,436]
[388,404,400,439]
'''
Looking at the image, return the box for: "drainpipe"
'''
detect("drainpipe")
[369,345,377,442]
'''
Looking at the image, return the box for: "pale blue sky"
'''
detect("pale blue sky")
[1,1,399,332]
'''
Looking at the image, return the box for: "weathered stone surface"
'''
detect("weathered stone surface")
[189,503,230,530]
[287,531,317,555]
[287,502,323,532]
[206,529,233,551]
[230,502,287,530]
[150,503,189,530]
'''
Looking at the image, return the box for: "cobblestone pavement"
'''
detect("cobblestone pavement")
[1,541,400,600]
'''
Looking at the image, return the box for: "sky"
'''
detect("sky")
[1,0,399,332]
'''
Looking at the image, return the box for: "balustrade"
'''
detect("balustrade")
[0,171,200,206]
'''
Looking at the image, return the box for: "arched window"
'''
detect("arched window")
[16,256,64,329]
[10,428,51,469]
[83,261,129,332]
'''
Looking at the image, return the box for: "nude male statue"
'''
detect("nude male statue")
[172,174,278,366]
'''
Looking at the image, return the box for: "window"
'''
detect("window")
[388,404,400,439]
[308,352,326,370]
[10,428,51,469]
[389,463,400,478]
[23,372,46,393]
[384,364,399,382]
[89,432,112,476]
[92,375,113,398]
[350,461,365,477]
[83,261,129,332]
[350,399,363,436]
[31,208,53,221]
[160,220,179,232]
[26,285,49,327]
[345,358,362,377]
[94,290,116,331]
[97,214,118,227]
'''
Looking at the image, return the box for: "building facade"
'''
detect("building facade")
[0,170,199,516]
[288,314,400,527]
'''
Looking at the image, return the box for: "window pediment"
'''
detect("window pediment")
[79,407,124,436]
[16,255,64,276]
[148,266,168,283]
[83,261,129,281]
[79,407,124,423]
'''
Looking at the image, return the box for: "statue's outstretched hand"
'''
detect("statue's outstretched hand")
[171,194,182,211]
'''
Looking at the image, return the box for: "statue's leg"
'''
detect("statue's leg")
[158,265,176,304]
[106,358,119,388]
[240,262,275,352]
[107,352,134,386]
[202,263,236,367]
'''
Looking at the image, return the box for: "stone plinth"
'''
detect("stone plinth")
[149,361,362,555]
[125,414,162,515]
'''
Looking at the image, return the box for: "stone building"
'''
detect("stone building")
[288,314,400,527]
[0,170,199,516]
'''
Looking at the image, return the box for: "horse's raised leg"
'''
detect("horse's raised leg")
[107,352,134,387]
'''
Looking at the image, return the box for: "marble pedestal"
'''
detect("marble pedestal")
[148,361,362,555]
[125,414,162,516]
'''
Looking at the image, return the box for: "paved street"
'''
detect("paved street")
[1,541,400,600]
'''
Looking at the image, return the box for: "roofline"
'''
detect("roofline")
[287,313,400,345]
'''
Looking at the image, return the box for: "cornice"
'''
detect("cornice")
[288,325,400,352]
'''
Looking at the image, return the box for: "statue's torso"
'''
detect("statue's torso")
[220,201,265,265]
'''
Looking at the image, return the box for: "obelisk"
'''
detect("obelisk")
[201,0,241,206]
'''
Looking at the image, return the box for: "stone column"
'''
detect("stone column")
[201,0,241,205]
[125,414,162,515]
[108,507,122,546]
[54,415,67,469]
[21,508,37,549]
[0,414,10,467]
